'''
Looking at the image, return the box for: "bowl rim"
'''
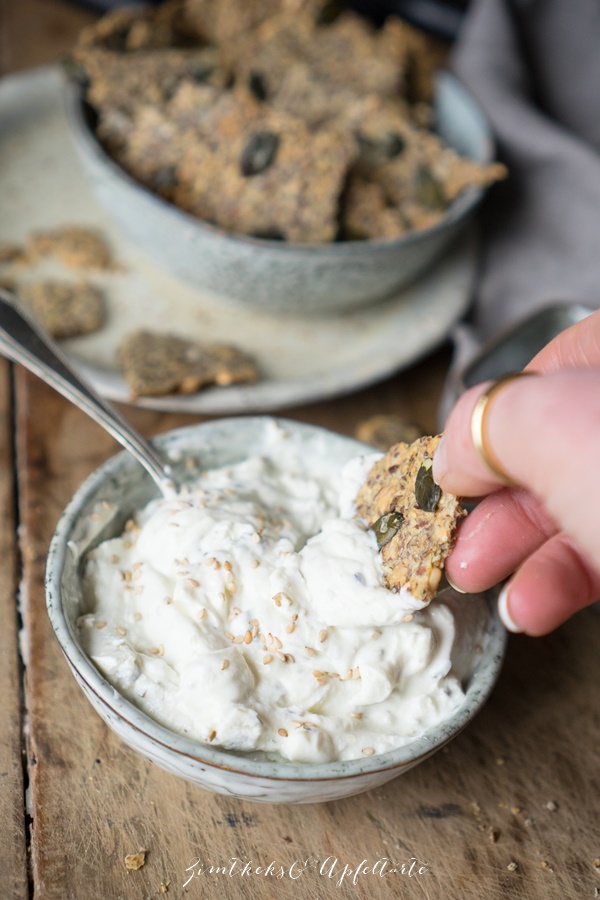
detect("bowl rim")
[45,416,507,783]
[63,69,495,256]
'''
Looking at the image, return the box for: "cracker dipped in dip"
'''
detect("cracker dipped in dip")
[78,423,464,763]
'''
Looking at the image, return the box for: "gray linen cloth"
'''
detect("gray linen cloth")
[440,0,600,416]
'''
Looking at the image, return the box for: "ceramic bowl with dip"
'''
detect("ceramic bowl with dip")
[64,72,495,315]
[46,416,507,804]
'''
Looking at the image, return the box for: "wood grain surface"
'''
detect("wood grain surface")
[0,362,29,899]
[2,2,600,898]
[14,369,600,900]
[0,0,94,76]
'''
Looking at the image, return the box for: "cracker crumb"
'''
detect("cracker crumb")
[125,850,146,871]
[21,280,105,339]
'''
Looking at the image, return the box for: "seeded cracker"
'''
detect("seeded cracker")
[119,330,259,398]
[20,281,105,339]
[355,435,464,603]
[27,226,113,270]
[71,1,507,243]
[77,47,228,115]
[0,243,27,266]
[75,1,199,52]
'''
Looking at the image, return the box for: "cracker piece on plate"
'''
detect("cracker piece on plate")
[27,226,113,270]
[21,281,105,339]
[0,276,17,293]
[0,243,28,266]
[119,330,259,398]
[355,435,464,603]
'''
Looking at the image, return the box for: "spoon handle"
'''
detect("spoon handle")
[0,289,174,495]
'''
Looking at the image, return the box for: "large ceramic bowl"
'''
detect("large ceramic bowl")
[64,72,495,315]
[46,417,506,803]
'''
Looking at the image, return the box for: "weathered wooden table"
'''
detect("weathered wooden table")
[1,4,599,898]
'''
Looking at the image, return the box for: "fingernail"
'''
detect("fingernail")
[433,435,447,483]
[497,583,523,633]
[446,573,467,594]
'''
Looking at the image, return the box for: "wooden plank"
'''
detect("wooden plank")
[15,365,600,900]
[0,361,28,899]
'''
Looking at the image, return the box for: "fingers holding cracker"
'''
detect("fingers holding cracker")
[356,435,464,603]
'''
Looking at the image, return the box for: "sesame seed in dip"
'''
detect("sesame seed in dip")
[78,422,463,764]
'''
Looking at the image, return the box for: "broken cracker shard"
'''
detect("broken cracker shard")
[118,330,259,399]
[125,850,147,870]
[356,434,464,603]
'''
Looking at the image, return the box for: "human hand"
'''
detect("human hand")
[433,308,600,636]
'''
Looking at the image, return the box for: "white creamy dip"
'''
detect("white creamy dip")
[78,425,464,763]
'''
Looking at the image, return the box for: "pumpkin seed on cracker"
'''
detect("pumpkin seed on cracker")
[355,435,464,603]
[118,330,259,398]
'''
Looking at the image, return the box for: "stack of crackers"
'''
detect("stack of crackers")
[70,0,505,243]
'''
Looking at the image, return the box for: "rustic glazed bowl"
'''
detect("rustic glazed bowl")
[65,72,494,315]
[46,417,506,803]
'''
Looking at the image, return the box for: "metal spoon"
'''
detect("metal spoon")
[0,288,176,497]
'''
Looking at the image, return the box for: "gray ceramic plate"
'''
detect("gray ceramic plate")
[46,416,507,803]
